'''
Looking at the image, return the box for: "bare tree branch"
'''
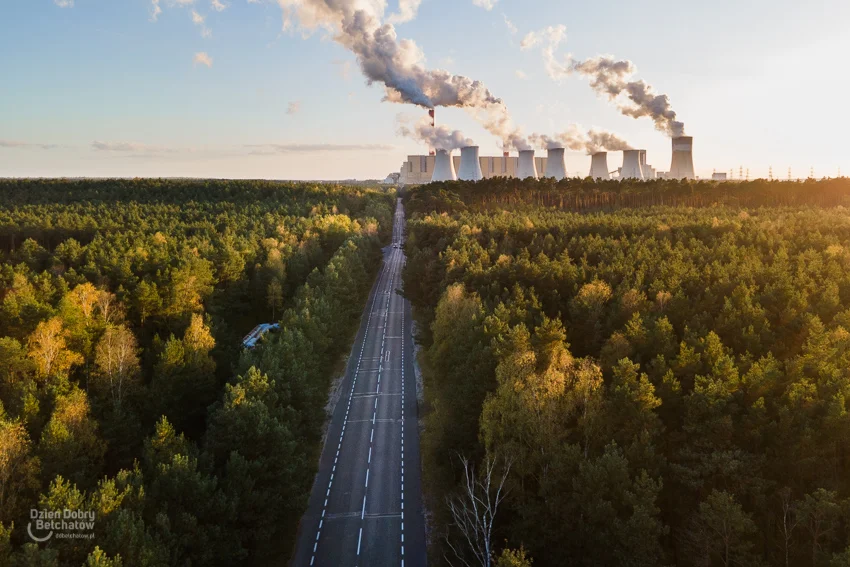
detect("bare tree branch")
[444,453,514,567]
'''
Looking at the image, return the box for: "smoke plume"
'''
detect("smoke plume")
[571,56,685,137]
[529,126,632,155]
[585,129,632,154]
[397,116,473,152]
[276,0,528,149]
[520,24,685,137]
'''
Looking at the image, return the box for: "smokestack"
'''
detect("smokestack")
[431,149,457,182]
[428,109,436,156]
[517,150,538,179]
[589,152,610,180]
[669,136,695,180]
[458,146,483,181]
[545,148,567,180]
[621,150,645,180]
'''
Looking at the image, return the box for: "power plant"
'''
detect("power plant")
[621,150,645,180]
[396,135,701,184]
[545,148,567,180]
[669,136,696,180]
[399,153,549,184]
[517,150,538,179]
[458,146,484,181]
[431,149,457,182]
[589,152,610,180]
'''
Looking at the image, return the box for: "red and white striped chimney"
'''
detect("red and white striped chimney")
[428,109,436,156]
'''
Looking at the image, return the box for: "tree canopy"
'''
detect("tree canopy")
[0,178,394,565]
[405,177,850,566]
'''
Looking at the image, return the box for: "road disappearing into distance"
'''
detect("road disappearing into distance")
[293,198,426,566]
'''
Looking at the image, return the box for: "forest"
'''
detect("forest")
[403,177,850,567]
[0,178,394,566]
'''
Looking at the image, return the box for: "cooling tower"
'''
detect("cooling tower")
[669,136,695,180]
[589,152,610,180]
[431,149,456,182]
[545,148,567,180]
[517,150,538,179]
[621,150,645,180]
[458,146,483,181]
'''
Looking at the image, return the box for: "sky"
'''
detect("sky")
[1,0,849,180]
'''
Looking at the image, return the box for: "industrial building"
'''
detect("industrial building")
[400,150,551,184]
[590,152,611,180]
[669,136,696,180]
[432,149,456,182]
[398,136,696,184]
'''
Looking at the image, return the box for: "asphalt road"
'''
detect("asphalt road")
[292,198,427,567]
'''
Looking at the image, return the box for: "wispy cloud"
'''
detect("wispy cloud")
[503,14,518,35]
[193,52,213,67]
[245,143,395,155]
[521,25,570,80]
[191,10,212,38]
[286,101,301,115]
[515,70,528,80]
[91,141,179,153]
[211,0,226,11]
[54,0,74,7]
[472,0,498,10]
[150,0,162,22]
[0,140,59,150]
[89,141,394,158]
[387,0,422,24]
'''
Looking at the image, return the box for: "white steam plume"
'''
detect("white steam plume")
[275,0,528,149]
[529,126,632,154]
[397,116,473,152]
[585,129,632,154]
[571,56,685,137]
[521,24,685,137]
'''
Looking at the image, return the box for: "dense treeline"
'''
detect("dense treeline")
[0,179,393,565]
[404,177,850,566]
[411,177,850,215]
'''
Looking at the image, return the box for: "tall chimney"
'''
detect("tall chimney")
[431,149,457,182]
[428,109,436,156]
[621,150,645,180]
[589,152,610,180]
[545,148,567,180]
[458,146,483,181]
[517,150,538,179]
[669,136,695,180]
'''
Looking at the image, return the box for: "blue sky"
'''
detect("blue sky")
[1,0,848,179]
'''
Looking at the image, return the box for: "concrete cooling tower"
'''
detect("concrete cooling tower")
[545,148,567,180]
[431,149,457,182]
[458,146,483,181]
[517,150,538,179]
[621,150,645,180]
[669,136,696,180]
[589,152,610,180]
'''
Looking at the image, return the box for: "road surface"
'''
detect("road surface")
[292,198,426,566]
